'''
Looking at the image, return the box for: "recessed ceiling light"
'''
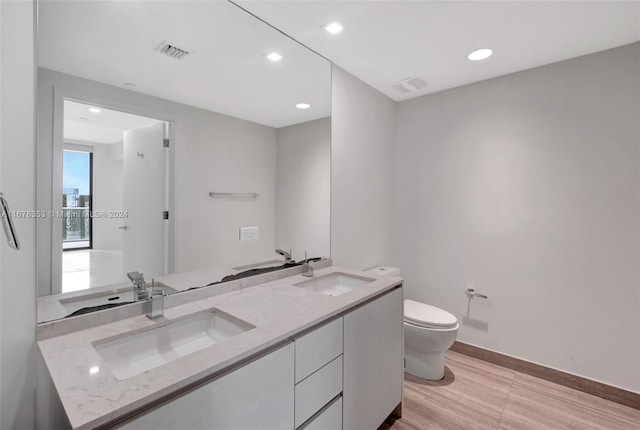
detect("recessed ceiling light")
[468,48,493,61]
[89,366,100,375]
[324,21,344,35]
[296,103,311,110]
[89,107,101,114]
[267,52,283,62]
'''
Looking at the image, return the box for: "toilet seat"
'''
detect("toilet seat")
[404,299,458,329]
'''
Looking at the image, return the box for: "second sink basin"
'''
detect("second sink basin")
[93,309,255,380]
[293,272,374,297]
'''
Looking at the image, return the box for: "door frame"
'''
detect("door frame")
[44,88,175,295]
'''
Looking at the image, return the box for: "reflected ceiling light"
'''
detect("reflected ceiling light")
[296,103,311,109]
[324,21,344,35]
[267,52,283,62]
[89,107,101,113]
[89,366,100,375]
[468,48,493,61]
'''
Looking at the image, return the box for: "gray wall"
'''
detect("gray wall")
[395,43,640,392]
[1,1,36,428]
[331,66,396,270]
[276,117,331,262]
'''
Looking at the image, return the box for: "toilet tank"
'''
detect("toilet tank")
[366,266,401,278]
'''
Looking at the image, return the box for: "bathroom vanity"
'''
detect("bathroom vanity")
[38,264,403,429]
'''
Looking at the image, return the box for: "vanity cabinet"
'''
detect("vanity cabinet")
[118,287,403,430]
[120,342,295,430]
[301,396,343,430]
[295,317,343,383]
[295,287,403,430]
[294,317,344,429]
[343,288,404,430]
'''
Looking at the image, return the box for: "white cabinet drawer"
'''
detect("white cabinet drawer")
[295,318,343,383]
[121,342,294,430]
[295,355,343,428]
[301,396,342,430]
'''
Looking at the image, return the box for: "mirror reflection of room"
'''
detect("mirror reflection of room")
[36,0,331,322]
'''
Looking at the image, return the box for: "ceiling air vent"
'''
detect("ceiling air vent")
[155,40,190,60]
[392,77,428,93]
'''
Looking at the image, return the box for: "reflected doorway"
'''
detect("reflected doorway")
[63,149,92,250]
[61,100,170,293]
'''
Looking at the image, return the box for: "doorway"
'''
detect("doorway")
[61,99,171,293]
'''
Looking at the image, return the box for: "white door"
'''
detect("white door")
[122,123,168,279]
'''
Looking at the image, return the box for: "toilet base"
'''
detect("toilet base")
[405,351,446,380]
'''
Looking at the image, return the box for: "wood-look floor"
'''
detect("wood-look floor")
[380,351,640,430]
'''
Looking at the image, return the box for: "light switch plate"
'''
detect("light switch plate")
[239,226,258,241]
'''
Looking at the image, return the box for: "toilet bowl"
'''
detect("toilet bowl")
[366,266,459,381]
[404,299,458,380]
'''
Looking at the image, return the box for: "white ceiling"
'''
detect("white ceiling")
[238,0,640,101]
[39,1,331,128]
[40,1,640,117]
[64,100,164,145]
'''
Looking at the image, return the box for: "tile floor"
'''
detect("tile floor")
[381,351,640,430]
[62,249,125,293]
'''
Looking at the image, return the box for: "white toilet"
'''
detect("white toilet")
[367,266,459,381]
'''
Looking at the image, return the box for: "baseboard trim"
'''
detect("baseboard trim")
[450,341,640,411]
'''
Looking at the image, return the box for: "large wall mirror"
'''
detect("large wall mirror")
[37,0,331,323]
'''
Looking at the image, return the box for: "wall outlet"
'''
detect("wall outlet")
[239,226,258,241]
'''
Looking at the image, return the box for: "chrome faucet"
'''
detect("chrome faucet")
[302,252,314,277]
[147,280,166,319]
[275,248,292,263]
[127,271,149,301]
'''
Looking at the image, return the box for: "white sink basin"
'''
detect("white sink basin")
[93,309,254,380]
[293,273,374,297]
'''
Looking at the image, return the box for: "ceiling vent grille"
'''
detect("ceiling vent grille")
[155,40,190,60]
[392,77,428,93]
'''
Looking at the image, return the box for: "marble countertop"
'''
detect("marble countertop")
[38,265,402,430]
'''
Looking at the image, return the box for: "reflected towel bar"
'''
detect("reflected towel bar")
[465,288,487,299]
[209,192,259,199]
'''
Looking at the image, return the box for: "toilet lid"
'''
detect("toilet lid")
[404,299,458,328]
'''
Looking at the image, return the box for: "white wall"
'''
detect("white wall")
[178,106,276,270]
[276,117,331,262]
[1,1,36,428]
[37,69,277,295]
[395,43,640,392]
[331,66,396,270]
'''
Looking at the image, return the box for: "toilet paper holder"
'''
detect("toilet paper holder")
[465,288,488,299]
